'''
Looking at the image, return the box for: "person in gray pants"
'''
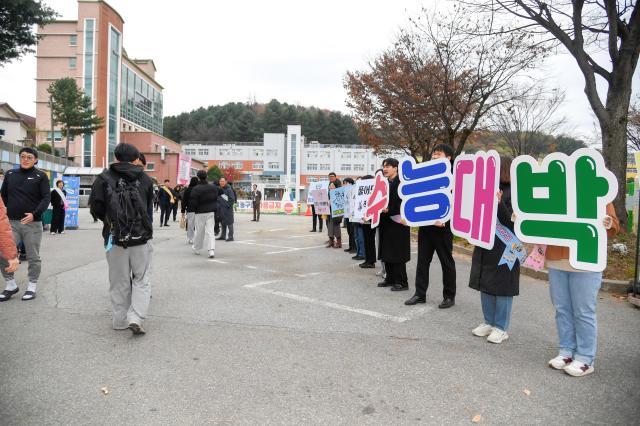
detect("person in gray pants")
[0,147,50,302]
[90,143,154,335]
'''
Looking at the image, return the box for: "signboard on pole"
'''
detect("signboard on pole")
[62,175,80,229]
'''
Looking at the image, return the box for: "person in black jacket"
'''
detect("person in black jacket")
[50,179,67,235]
[181,176,198,245]
[189,170,218,258]
[89,143,154,335]
[405,144,457,309]
[0,147,50,302]
[216,177,236,242]
[377,158,411,291]
[469,156,520,344]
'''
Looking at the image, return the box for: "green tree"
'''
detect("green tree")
[207,165,223,182]
[48,77,103,160]
[0,0,57,65]
[36,143,52,154]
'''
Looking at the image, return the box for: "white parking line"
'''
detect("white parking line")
[243,281,410,323]
[403,305,434,319]
[267,228,286,232]
[266,245,326,255]
[245,265,258,270]
[293,272,321,278]
[237,241,298,250]
[208,259,229,264]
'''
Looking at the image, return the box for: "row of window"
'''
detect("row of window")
[305,151,368,160]
[185,148,281,157]
[306,164,369,172]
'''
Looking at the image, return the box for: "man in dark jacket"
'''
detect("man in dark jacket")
[158,179,175,227]
[251,184,262,221]
[0,147,50,302]
[89,143,154,335]
[189,170,218,258]
[216,177,236,241]
[405,144,457,309]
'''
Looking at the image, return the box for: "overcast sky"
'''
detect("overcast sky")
[0,0,637,143]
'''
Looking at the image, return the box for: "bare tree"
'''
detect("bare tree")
[489,84,566,157]
[629,96,640,151]
[462,0,640,229]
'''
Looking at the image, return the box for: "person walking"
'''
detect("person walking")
[545,204,619,377]
[181,177,198,245]
[216,177,236,242]
[89,143,154,335]
[49,179,67,235]
[158,179,175,227]
[377,159,410,291]
[405,144,457,309]
[189,170,218,258]
[0,147,50,302]
[469,157,519,344]
[251,184,262,222]
[0,197,20,299]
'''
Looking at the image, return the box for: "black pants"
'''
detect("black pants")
[385,262,408,286]
[362,223,376,265]
[214,210,221,234]
[172,203,179,221]
[160,204,171,225]
[311,205,323,231]
[345,219,354,249]
[51,207,65,233]
[253,202,260,221]
[414,227,456,300]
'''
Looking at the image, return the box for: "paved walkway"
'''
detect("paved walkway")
[0,209,638,425]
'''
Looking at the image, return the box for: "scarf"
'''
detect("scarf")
[54,187,67,209]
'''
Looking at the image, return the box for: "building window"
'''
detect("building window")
[69,57,77,69]
[320,152,330,159]
[354,164,365,171]
[268,162,279,170]
[354,152,365,159]
[320,164,330,171]
[306,151,316,158]
[184,148,196,155]
[69,34,77,46]
[146,162,155,171]
[307,176,317,182]
[319,176,329,181]
[107,26,121,163]
[341,152,351,159]
[307,164,318,171]
[47,131,63,142]
[253,149,264,156]
[266,149,278,156]
[232,149,243,156]
[219,162,229,169]
[370,164,374,171]
[253,162,263,169]
[197,148,209,156]
[234,162,243,169]
[341,164,352,172]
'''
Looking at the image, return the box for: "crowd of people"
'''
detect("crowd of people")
[0,142,619,377]
[310,143,619,377]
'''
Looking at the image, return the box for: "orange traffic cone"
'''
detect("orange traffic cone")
[305,204,312,216]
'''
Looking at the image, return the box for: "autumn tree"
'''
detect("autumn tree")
[463,0,640,229]
[221,165,241,184]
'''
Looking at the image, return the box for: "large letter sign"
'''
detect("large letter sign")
[451,150,500,250]
[365,172,389,229]
[511,149,617,272]
[398,157,453,227]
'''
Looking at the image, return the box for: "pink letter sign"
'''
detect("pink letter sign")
[365,172,389,229]
[451,150,500,250]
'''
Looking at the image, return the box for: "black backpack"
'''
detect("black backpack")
[102,170,151,248]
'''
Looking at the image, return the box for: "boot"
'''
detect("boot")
[326,238,334,248]
[334,238,342,248]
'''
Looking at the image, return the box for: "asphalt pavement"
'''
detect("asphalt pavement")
[0,209,638,425]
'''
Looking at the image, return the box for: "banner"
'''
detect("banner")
[365,172,390,228]
[177,153,192,186]
[62,176,80,228]
[311,189,330,215]
[307,181,329,205]
[352,178,375,222]
[236,200,296,214]
[330,187,347,218]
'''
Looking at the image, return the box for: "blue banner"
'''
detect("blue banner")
[330,187,346,218]
[495,221,527,270]
[62,176,80,228]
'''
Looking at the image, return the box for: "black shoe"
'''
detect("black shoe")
[352,255,364,260]
[391,284,409,291]
[359,263,375,269]
[310,229,317,232]
[21,291,36,301]
[439,298,455,309]
[164,223,169,227]
[251,219,257,221]
[19,253,26,262]
[377,281,392,287]
[226,238,234,242]
[216,237,226,240]
[0,287,19,302]
[343,247,352,252]
[405,295,426,305]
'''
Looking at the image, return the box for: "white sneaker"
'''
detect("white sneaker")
[548,355,573,370]
[564,360,594,377]
[192,246,200,255]
[208,250,214,258]
[472,323,493,337]
[487,328,509,344]
[188,239,193,245]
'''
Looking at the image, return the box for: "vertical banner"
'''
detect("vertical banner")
[365,172,390,229]
[451,150,500,250]
[398,157,453,227]
[177,153,192,185]
[62,176,80,229]
[511,148,617,272]
[330,186,347,218]
[311,189,330,215]
[352,178,375,222]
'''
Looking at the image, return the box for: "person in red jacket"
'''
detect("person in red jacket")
[0,197,20,299]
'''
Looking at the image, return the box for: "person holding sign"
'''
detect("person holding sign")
[469,157,520,344]
[326,179,343,248]
[377,158,410,291]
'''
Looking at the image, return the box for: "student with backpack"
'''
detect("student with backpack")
[89,143,154,335]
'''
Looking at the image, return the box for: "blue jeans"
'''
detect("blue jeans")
[354,224,365,257]
[548,268,601,365]
[481,292,513,331]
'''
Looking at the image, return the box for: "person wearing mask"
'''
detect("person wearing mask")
[216,177,236,242]
[251,184,262,222]
[0,147,50,301]
[405,144,457,309]
[158,179,175,227]
[181,176,199,245]
[546,205,619,377]
[377,159,410,291]
[189,170,218,258]
[89,143,154,335]
[469,156,519,344]
[49,179,67,235]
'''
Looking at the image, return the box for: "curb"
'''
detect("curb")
[452,244,630,294]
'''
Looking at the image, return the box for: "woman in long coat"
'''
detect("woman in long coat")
[216,177,236,241]
[378,158,410,291]
[469,156,519,344]
[50,179,67,235]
